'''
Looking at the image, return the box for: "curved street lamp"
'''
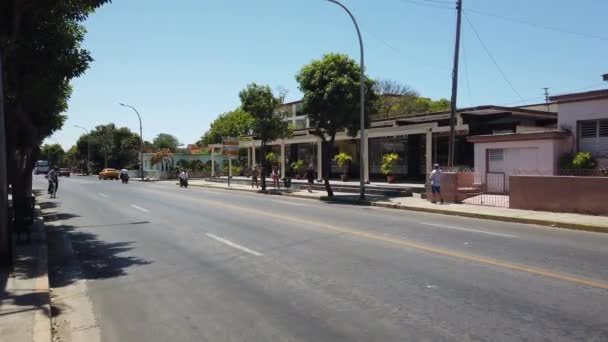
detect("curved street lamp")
[325,0,366,200]
[74,125,91,175]
[119,103,144,181]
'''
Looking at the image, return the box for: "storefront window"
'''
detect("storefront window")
[369,137,408,175]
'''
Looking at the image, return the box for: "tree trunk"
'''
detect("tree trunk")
[323,138,334,197]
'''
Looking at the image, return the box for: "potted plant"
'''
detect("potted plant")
[381,153,399,183]
[333,152,352,182]
[290,160,306,179]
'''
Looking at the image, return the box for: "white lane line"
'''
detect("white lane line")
[130,204,150,213]
[206,233,264,256]
[421,223,518,238]
[97,193,108,198]
[267,199,307,207]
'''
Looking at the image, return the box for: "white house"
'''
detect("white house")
[550,88,608,167]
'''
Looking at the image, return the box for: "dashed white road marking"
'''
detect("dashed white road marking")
[421,223,518,238]
[97,193,108,198]
[206,233,263,256]
[267,199,307,207]
[130,204,150,213]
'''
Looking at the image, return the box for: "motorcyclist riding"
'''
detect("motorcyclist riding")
[46,166,59,195]
[120,168,129,183]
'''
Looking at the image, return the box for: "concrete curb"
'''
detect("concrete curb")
[187,183,608,233]
[32,205,52,342]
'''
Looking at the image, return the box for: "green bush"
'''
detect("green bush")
[380,153,399,175]
[290,160,306,175]
[560,152,597,170]
[333,153,352,175]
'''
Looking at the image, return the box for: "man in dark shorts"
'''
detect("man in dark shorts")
[429,163,444,204]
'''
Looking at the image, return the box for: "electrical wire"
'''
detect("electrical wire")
[461,27,474,107]
[464,12,525,103]
[397,0,454,10]
[465,8,608,42]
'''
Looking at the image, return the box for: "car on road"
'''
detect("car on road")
[99,168,119,180]
[34,160,50,175]
[59,168,71,177]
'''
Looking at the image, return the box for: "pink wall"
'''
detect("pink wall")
[510,176,608,215]
[558,98,608,152]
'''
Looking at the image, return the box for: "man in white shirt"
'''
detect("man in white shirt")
[429,163,444,204]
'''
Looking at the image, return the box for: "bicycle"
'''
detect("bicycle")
[48,181,57,199]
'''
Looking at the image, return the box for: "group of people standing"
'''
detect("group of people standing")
[250,163,316,193]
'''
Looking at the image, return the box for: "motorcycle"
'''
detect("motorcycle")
[179,178,188,188]
[120,173,129,184]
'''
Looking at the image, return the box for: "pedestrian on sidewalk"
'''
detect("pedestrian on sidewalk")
[271,166,280,189]
[251,165,259,188]
[305,164,315,193]
[429,163,444,204]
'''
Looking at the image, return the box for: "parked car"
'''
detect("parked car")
[99,168,119,180]
[59,168,71,177]
[34,160,50,175]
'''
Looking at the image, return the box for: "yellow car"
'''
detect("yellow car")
[98,168,119,180]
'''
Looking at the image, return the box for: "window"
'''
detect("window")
[488,149,504,161]
[578,119,608,156]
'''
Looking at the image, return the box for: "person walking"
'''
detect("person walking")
[305,164,315,193]
[271,166,280,189]
[251,165,259,188]
[429,163,444,204]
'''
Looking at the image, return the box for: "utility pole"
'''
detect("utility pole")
[119,103,144,181]
[448,0,462,168]
[74,125,91,175]
[0,47,10,267]
[543,87,550,112]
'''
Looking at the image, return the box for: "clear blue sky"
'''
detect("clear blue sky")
[48,0,608,149]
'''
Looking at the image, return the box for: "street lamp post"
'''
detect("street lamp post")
[74,125,91,175]
[326,0,366,200]
[119,103,144,181]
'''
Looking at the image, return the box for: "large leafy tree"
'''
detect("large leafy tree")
[200,108,253,145]
[1,0,110,257]
[296,53,377,197]
[239,84,291,191]
[153,133,180,152]
[76,124,141,172]
[40,144,65,167]
[372,79,450,119]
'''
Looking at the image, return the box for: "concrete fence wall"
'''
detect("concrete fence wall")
[510,176,608,215]
[426,172,474,203]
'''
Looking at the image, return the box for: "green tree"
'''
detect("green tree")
[239,83,291,191]
[296,53,377,196]
[200,108,254,145]
[63,145,81,169]
[40,144,65,168]
[76,124,141,172]
[1,0,110,246]
[153,133,180,152]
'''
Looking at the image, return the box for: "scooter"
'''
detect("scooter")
[179,178,188,188]
[120,173,129,184]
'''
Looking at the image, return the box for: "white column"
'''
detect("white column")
[363,132,369,183]
[426,130,433,174]
[252,145,256,166]
[316,140,322,181]
[211,147,215,177]
[228,157,232,178]
[247,147,251,167]
[280,142,286,178]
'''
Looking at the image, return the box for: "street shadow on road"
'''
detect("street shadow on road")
[48,223,152,288]
[43,212,80,222]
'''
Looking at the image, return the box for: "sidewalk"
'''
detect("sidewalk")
[180,179,608,233]
[0,206,52,342]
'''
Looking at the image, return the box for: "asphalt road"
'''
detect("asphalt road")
[36,175,608,342]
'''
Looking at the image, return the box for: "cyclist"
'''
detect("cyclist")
[46,166,59,196]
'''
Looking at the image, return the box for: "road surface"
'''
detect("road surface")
[37,175,608,341]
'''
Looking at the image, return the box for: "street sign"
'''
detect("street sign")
[222,137,240,157]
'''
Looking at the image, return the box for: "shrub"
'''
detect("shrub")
[290,160,306,176]
[380,153,399,175]
[333,153,352,175]
[560,152,597,170]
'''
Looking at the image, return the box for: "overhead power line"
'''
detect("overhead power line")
[397,0,454,10]
[464,13,525,103]
[466,8,608,41]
